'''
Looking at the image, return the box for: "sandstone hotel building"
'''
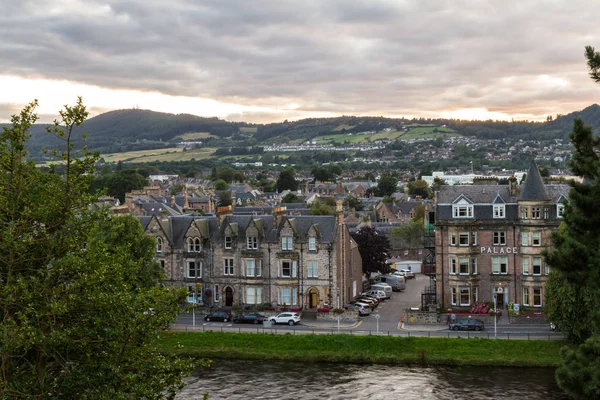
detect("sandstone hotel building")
[435,162,569,310]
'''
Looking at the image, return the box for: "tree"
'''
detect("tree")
[0,100,193,398]
[407,179,430,199]
[351,226,392,275]
[555,336,600,399]
[217,190,233,207]
[390,219,425,249]
[282,193,301,203]
[214,179,228,190]
[585,45,600,83]
[376,172,398,197]
[276,168,298,192]
[309,200,334,215]
[89,169,148,202]
[344,194,364,211]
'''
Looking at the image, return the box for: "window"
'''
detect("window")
[156,237,163,253]
[224,258,234,276]
[186,261,202,278]
[532,232,541,246]
[214,285,220,302]
[458,232,469,246]
[307,260,318,278]
[418,249,423,255]
[187,237,201,252]
[532,207,541,219]
[522,287,530,306]
[280,260,297,278]
[404,250,409,256]
[471,257,478,275]
[473,287,479,303]
[521,232,529,246]
[557,204,565,218]
[521,207,528,220]
[493,231,506,246]
[278,288,298,306]
[533,257,542,276]
[492,256,508,275]
[187,237,194,252]
[543,207,549,219]
[281,236,293,250]
[453,205,473,218]
[545,263,551,275]
[533,288,542,307]
[245,259,262,277]
[449,256,457,275]
[246,287,262,304]
[247,236,258,249]
[450,231,457,246]
[160,260,165,271]
[224,236,232,249]
[522,257,529,275]
[309,237,317,251]
[493,205,505,218]
[459,257,469,275]
[187,286,202,304]
[451,287,458,305]
[471,231,478,246]
[460,288,470,306]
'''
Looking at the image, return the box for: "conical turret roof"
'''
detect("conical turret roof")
[519,161,549,201]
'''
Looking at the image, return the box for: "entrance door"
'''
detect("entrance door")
[225,287,233,307]
[495,292,504,308]
[308,288,319,308]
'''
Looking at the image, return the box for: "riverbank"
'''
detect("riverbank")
[159,332,566,367]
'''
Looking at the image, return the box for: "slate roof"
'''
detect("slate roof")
[519,161,550,201]
[436,186,515,204]
[266,215,337,243]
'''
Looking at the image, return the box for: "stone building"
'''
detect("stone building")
[434,162,569,311]
[140,203,362,310]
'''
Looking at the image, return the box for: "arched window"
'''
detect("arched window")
[156,237,163,253]
[194,238,201,252]
[187,237,194,252]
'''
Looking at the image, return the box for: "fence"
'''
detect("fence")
[171,324,564,341]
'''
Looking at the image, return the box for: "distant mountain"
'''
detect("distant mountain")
[8,104,600,161]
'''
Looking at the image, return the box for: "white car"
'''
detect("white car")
[362,290,387,300]
[400,269,415,279]
[269,312,301,326]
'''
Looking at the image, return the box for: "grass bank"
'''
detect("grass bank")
[159,332,566,367]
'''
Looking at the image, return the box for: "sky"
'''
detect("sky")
[1,0,600,124]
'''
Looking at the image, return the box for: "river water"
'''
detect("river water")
[177,359,567,400]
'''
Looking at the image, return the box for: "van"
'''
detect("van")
[362,289,387,300]
[375,275,406,291]
[371,283,392,298]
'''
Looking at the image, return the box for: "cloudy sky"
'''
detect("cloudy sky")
[1,0,599,123]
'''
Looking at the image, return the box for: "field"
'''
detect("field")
[316,129,404,144]
[239,127,258,133]
[159,332,566,367]
[401,127,456,139]
[332,124,356,131]
[100,147,216,163]
[172,132,213,141]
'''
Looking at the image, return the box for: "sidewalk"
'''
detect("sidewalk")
[400,323,448,331]
[302,319,363,329]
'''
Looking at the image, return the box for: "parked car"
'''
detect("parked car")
[269,312,301,326]
[204,311,232,322]
[449,319,484,331]
[233,313,265,324]
[400,269,415,279]
[360,294,381,304]
[362,290,387,300]
[371,283,392,298]
[351,300,375,311]
[356,296,378,307]
[357,304,371,316]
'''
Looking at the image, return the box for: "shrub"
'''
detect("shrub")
[332,308,345,315]
[317,306,330,313]
[470,302,489,315]
[289,307,302,312]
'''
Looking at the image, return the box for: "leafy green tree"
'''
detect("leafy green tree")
[282,193,301,203]
[351,226,392,275]
[376,172,398,197]
[0,100,193,398]
[214,179,228,190]
[276,168,298,192]
[89,169,148,202]
[309,200,334,215]
[344,194,364,211]
[585,45,600,83]
[407,179,430,199]
[555,336,600,400]
[217,190,233,207]
[390,219,425,249]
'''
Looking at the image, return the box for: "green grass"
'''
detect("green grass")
[159,332,566,367]
[332,124,356,131]
[239,127,257,133]
[172,132,213,141]
[401,127,457,139]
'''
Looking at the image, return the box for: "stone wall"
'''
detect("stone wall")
[405,310,439,324]
[509,314,547,324]
[316,310,358,321]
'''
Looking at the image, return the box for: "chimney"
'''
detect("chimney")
[183,185,189,209]
[171,194,176,207]
[336,200,344,225]
[305,181,309,194]
[217,205,233,224]
[336,181,343,195]
[509,176,518,197]
[274,206,288,225]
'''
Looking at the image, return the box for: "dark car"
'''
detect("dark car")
[204,311,232,322]
[233,313,265,324]
[449,319,484,331]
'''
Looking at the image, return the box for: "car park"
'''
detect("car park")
[204,311,232,322]
[449,319,484,331]
[269,312,301,326]
[233,313,265,324]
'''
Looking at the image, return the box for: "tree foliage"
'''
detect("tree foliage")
[407,179,430,199]
[89,169,148,202]
[390,219,426,249]
[343,194,364,211]
[555,336,600,400]
[276,168,298,192]
[0,100,193,398]
[375,172,398,197]
[351,226,392,275]
[309,200,334,215]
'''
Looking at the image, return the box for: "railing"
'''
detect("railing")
[171,325,564,341]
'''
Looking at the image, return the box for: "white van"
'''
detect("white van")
[362,289,387,300]
[375,275,406,291]
[371,283,392,299]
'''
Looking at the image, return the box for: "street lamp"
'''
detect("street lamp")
[494,291,497,338]
[337,290,340,333]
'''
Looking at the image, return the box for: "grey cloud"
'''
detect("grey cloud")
[1,0,600,121]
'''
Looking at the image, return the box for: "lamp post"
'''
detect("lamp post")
[494,290,497,338]
[337,290,340,333]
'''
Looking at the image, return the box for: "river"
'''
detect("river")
[176,359,567,400]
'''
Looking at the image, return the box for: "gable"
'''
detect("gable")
[452,194,473,205]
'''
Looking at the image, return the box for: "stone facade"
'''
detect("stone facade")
[435,162,569,311]
[140,206,363,310]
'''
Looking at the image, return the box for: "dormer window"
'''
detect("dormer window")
[521,207,528,220]
[187,237,201,252]
[281,236,293,250]
[452,205,473,218]
[493,205,505,219]
[531,207,541,219]
[309,237,317,251]
[557,204,565,218]
[224,236,232,249]
[247,236,258,250]
[156,237,163,253]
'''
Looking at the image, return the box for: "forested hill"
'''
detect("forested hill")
[10,103,600,158]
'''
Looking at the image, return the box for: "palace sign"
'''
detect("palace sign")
[481,247,519,254]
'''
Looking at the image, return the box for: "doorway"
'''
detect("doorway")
[495,292,505,308]
[225,287,233,307]
[308,288,319,308]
